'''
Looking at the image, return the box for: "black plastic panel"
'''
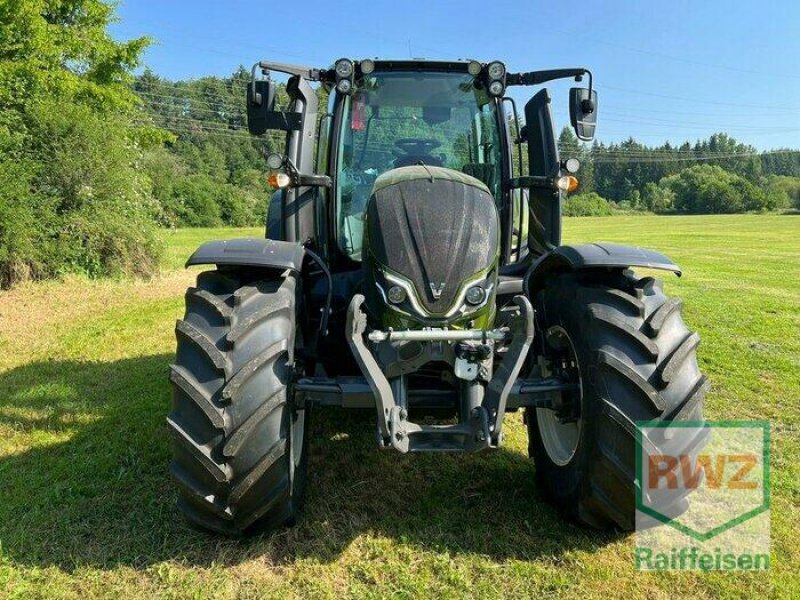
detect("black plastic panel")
[525,243,681,294]
[185,238,305,271]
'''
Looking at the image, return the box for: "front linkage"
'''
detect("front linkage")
[346,294,534,453]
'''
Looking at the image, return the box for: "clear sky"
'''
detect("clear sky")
[111,0,800,150]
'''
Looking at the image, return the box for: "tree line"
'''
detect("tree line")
[1,1,798,288]
[558,128,800,216]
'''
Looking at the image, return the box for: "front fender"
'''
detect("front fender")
[525,242,681,294]
[185,238,305,272]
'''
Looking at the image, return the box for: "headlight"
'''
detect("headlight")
[335,58,354,77]
[488,80,505,97]
[387,285,406,304]
[465,285,486,306]
[360,59,375,74]
[467,60,482,76]
[487,61,505,80]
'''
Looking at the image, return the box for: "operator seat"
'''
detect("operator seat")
[394,155,444,169]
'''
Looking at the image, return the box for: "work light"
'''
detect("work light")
[336,79,353,94]
[467,60,482,76]
[488,80,505,97]
[334,58,355,95]
[335,59,354,78]
[360,59,376,75]
[487,61,505,80]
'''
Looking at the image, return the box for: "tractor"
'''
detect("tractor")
[168,58,708,535]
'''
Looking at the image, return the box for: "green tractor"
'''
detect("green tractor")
[168,58,708,535]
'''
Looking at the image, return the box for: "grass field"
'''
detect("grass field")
[0,215,797,598]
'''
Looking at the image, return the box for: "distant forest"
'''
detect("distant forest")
[135,70,800,223]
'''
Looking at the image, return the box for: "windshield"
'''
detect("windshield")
[335,70,503,260]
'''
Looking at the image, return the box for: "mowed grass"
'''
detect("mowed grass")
[0,215,797,598]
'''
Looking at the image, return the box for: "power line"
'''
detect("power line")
[600,111,792,131]
[586,149,797,163]
[115,19,327,65]
[596,84,797,112]
[137,97,245,118]
[134,84,247,106]
[549,27,799,82]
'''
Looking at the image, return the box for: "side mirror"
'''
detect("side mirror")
[247,79,276,135]
[569,88,598,141]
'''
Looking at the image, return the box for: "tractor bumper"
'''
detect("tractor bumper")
[345,294,534,453]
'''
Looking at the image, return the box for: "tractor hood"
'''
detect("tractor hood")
[364,166,499,322]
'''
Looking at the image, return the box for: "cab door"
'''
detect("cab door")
[524,89,561,256]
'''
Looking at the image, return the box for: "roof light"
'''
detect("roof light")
[360,59,375,74]
[488,80,505,97]
[335,58,354,78]
[336,78,353,94]
[467,60,482,76]
[487,61,506,80]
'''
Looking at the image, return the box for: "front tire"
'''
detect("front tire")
[168,269,308,535]
[527,270,708,531]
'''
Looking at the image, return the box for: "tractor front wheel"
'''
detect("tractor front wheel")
[527,270,708,531]
[168,269,308,535]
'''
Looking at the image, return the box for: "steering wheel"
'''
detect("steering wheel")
[394,138,442,155]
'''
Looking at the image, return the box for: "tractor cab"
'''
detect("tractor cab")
[334,68,504,260]
[247,59,597,270]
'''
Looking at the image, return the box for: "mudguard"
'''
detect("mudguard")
[185,238,305,271]
[525,242,681,294]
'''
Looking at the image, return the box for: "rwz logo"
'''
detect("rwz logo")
[635,420,770,566]
[648,452,759,490]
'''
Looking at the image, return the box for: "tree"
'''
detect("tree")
[0,0,161,288]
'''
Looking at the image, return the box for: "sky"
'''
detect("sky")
[110,0,800,150]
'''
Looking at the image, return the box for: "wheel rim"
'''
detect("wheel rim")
[291,409,305,469]
[537,326,583,466]
[537,408,581,466]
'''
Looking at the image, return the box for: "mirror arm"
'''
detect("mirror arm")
[283,157,332,189]
[251,61,325,106]
[508,68,593,95]
[257,61,322,81]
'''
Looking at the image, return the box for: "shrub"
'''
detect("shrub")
[170,174,224,227]
[663,164,777,214]
[0,102,163,287]
[642,182,676,213]
[563,192,614,217]
[764,176,797,210]
[0,0,161,288]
